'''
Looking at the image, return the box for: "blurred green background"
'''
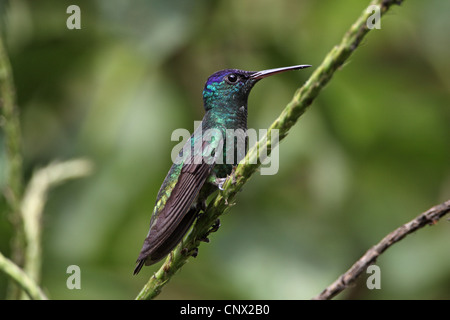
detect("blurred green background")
[1,0,449,299]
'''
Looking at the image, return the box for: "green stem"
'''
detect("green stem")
[0,251,48,300]
[19,159,94,299]
[0,27,25,299]
[136,0,404,300]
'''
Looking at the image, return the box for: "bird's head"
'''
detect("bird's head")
[202,65,311,112]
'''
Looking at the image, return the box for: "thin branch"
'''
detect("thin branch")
[136,0,405,300]
[20,158,94,298]
[313,200,450,300]
[0,251,48,300]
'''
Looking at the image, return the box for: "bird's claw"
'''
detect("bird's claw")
[212,167,237,191]
[213,177,227,191]
[209,219,221,233]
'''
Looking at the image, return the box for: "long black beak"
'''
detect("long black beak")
[250,64,311,80]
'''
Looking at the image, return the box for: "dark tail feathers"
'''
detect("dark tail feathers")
[133,259,145,275]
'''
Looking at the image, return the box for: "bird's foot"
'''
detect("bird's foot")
[212,177,227,191]
[210,167,238,191]
[209,219,221,233]
[198,219,221,243]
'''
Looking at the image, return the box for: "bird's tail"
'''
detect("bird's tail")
[133,259,145,275]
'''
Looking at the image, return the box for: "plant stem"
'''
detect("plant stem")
[19,159,94,299]
[313,200,450,300]
[0,251,48,300]
[0,26,25,299]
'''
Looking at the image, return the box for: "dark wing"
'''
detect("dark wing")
[134,161,213,274]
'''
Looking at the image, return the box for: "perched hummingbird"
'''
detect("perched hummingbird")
[134,65,311,274]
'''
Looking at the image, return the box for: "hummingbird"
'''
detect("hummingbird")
[134,64,311,274]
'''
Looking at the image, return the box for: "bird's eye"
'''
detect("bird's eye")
[226,74,238,84]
